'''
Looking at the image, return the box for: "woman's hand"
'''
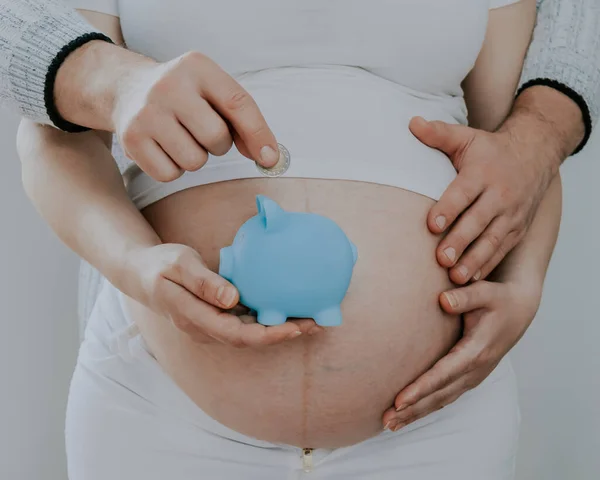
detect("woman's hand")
[410,116,558,285]
[382,278,542,432]
[124,243,323,347]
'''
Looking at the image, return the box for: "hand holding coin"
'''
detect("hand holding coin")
[256,143,291,177]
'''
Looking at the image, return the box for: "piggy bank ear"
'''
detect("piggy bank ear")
[256,195,285,231]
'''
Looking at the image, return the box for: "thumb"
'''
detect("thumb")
[440,281,500,315]
[409,117,474,160]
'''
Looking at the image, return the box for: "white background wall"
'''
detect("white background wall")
[0,109,598,479]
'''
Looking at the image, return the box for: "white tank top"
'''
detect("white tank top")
[68,0,520,207]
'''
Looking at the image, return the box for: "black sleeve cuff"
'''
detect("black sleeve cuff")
[516,78,592,156]
[44,32,115,133]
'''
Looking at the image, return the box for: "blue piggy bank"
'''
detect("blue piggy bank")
[219,195,358,327]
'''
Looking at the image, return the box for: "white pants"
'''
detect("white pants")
[66,281,521,480]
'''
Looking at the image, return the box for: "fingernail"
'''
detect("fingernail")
[443,247,456,263]
[444,292,459,309]
[384,421,392,430]
[457,265,469,279]
[395,404,408,412]
[217,285,237,307]
[287,330,302,340]
[391,422,406,432]
[260,145,279,167]
[435,216,446,230]
[473,270,482,281]
[385,420,397,431]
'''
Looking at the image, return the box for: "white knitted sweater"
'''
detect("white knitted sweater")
[1,0,599,331]
[1,0,599,141]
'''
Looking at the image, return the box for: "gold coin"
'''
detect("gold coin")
[256,143,291,177]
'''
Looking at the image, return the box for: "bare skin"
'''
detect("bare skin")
[126,178,460,448]
[17,1,562,449]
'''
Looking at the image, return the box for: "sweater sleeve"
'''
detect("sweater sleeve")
[518,0,600,154]
[0,0,113,130]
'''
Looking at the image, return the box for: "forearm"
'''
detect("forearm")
[0,0,112,127]
[17,121,161,292]
[518,0,600,153]
[498,85,585,171]
[54,39,155,132]
[493,173,562,286]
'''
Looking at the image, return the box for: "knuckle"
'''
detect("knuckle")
[247,122,268,140]
[483,231,502,250]
[193,275,210,300]
[431,390,448,407]
[208,122,231,143]
[494,185,513,204]
[464,376,481,391]
[204,123,233,154]
[151,76,176,97]
[147,272,165,298]
[184,149,209,171]
[399,405,417,419]
[471,345,491,370]
[224,88,252,112]
[121,123,143,147]
[171,314,189,331]
[159,167,183,182]
[477,280,495,301]
[228,335,246,349]
[190,333,212,345]
[163,246,187,272]
[495,242,508,260]
[449,231,469,252]
[456,185,477,206]
[181,50,207,65]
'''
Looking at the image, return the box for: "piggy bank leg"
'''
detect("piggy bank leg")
[314,306,343,327]
[257,310,287,326]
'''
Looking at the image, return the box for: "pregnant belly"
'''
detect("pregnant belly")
[125,178,461,449]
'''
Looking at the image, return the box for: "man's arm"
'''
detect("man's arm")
[517,0,600,154]
[0,0,113,129]
[414,0,599,285]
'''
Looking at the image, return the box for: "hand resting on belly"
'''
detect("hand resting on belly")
[125,178,462,448]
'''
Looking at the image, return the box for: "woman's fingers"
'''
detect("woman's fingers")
[160,245,239,310]
[384,379,469,432]
[439,281,498,315]
[392,339,474,411]
[154,245,324,346]
[161,279,318,347]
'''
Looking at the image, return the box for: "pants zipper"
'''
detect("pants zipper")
[302,448,314,472]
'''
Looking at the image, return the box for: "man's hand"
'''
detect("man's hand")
[125,243,323,347]
[382,278,542,432]
[410,115,560,284]
[55,42,280,181]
